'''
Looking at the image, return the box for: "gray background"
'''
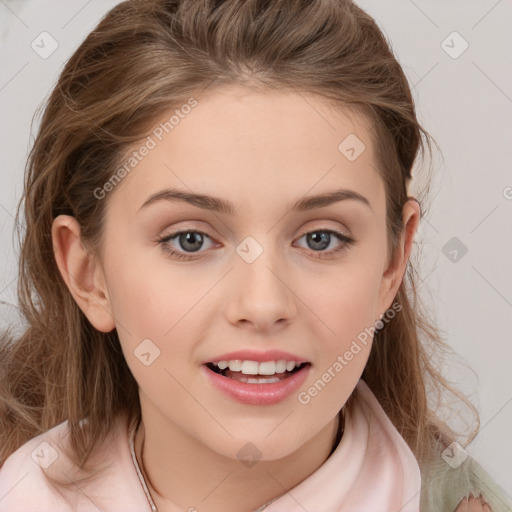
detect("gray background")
[1,0,511,496]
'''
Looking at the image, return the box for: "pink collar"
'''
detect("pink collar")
[263,379,421,512]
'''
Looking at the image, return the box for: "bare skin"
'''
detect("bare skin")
[52,85,421,512]
[455,495,492,512]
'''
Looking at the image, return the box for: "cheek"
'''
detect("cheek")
[104,251,212,367]
[105,256,200,412]
[107,264,167,334]
[104,238,194,336]
[296,274,380,418]
[299,261,384,347]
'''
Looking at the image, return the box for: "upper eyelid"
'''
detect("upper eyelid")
[160,217,353,238]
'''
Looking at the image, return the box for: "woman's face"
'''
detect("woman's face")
[91,85,409,460]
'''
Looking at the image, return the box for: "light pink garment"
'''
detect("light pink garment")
[0,379,421,511]
[264,379,421,512]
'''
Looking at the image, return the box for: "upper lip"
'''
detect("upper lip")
[202,349,310,365]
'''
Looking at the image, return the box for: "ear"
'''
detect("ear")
[51,215,115,332]
[376,198,420,316]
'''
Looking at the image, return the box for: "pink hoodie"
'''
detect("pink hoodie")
[0,380,421,511]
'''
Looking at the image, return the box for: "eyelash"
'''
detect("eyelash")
[156,228,355,261]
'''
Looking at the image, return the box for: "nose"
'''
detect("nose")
[225,240,297,332]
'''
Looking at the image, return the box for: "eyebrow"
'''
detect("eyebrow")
[138,188,373,215]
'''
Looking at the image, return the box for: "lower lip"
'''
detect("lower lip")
[201,364,311,405]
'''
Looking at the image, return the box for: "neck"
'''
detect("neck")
[134,403,342,512]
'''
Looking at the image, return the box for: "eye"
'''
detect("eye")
[157,229,216,260]
[294,229,355,259]
[156,228,355,261]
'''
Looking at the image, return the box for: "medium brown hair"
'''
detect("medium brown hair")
[1,0,478,480]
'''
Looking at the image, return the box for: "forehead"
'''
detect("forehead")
[109,85,385,219]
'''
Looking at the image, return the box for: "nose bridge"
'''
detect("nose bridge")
[227,232,296,327]
[236,233,286,292]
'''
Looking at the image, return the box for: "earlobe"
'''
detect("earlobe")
[51,215,115,333]
[377,198,421,314]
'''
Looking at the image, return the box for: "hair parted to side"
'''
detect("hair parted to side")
[1,0,478,482]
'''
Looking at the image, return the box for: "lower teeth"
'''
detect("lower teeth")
[238,376,282,384]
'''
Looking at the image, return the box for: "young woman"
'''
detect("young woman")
[0,1,510,511]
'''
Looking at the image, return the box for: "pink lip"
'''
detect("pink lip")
[200,363,311,405]
[201,349,309,364]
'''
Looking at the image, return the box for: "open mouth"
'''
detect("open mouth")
[205,361,311,384]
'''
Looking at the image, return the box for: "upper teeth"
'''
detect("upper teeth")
[211,360,302,375]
